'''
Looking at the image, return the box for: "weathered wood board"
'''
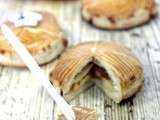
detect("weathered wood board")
[0,0,160,120]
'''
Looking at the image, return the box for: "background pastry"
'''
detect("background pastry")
[81,0,157,29]
[56,106,98,120]
[0,11,67,67]
[50,42,144,103]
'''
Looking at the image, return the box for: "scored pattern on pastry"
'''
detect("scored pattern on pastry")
[0,11,67,67]
[81,0,157,29]
[50,42,144,103]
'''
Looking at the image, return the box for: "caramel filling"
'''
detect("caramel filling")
[92,65,113,89]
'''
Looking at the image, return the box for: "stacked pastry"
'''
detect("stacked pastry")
[81,0,157,29]
[50,42,144,103]
[0,11,67,67]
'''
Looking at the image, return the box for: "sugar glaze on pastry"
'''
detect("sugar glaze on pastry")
[81,0,157,29]
[50,42,144,103]
[0,11,67,67]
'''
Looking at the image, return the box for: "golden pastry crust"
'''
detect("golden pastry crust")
[81,0,157,29]
[57,106,98,120]
[51,43,93,87]
[0,11,67,67]
[50,42,144,103]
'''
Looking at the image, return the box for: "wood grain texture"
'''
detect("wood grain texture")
[0,0,160,120]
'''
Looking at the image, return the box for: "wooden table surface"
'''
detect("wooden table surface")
[0,0,160,120]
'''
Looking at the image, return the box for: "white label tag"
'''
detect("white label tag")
[9,11,43,27]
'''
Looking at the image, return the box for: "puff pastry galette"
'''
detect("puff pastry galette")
[56,106,98,120]
[50,42,143,103]
[0,11,67,67]
[81,0,157,29]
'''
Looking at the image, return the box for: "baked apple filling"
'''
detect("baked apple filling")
[64,63,93,100]
[70,63,93,91]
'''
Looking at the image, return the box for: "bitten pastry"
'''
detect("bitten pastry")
[56,106,98,120]
[0,11,67,67]
[50,42,144,103]
[81,0,157,29]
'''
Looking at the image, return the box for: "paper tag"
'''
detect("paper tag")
[9,11,43,27]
